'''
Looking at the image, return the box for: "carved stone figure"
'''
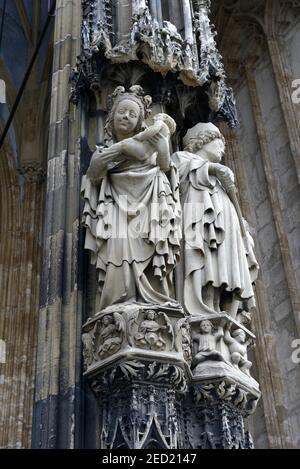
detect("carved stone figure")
[89,111,176,177]
[180,321,192,363]
[81,86,181,311]
[192,320,227,371]
[223,327,252,376]
[82,330,95,370]
[97,313,125,358]
[172,123,258,318]
[135,310,173,351]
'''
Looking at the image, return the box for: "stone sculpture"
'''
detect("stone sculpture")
[223,327,253,376]
[134,310,172,351]
[192,320,228,371]
[172,122,259,318]
[78,3,260,451]
[81,85,181,311]
[97,313,124,358]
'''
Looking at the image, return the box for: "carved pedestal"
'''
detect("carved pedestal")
[83,307,260,449]
[82,304,190,449]
[186,313,260,449]
[183,398,254,449]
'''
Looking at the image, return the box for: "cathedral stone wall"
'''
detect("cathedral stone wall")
[220,3,300,448]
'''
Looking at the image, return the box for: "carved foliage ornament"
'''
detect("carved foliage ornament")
[70,0,238,126]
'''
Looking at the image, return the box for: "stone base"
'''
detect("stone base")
[82,302,190,376]
[98,382,181,449]
[82,304,260,448]
[182,397,254,449]
[192,360,260,397]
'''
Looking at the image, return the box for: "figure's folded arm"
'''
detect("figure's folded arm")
[87,145,122,181]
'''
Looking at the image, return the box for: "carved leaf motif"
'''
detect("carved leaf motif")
[119,361,144,379]
[233,388,247,408]
[194,384,215,402]
[246,398,259,415]
[146,363,170,380]
[170,366,187,393]
[217,382,237,400]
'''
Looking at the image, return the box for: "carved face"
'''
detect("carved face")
[201,138,225,163]
[113,99,141,140]
[200,320,213,334]
[102,316,112,326]
[146,310,156,320]
[234,330,246,343]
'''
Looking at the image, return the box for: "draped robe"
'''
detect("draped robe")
[82,152,181,311]
[172,150,258,315]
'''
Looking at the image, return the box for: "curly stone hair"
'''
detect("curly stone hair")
[184,130,226,153]
[104,85,152,146]
[153,113,177,135]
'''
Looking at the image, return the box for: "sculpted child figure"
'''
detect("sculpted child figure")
[87,112,176,180]
[192,320,228,371]
[224,327,252,376]
[172,123,258,318]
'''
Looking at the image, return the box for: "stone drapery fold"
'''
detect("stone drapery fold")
[172,150,258,315]
[82,154,181,310]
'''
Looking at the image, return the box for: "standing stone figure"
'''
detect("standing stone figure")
[172,123,258,317]
[81,86,181,311]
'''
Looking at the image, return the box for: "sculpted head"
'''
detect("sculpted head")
[183,122,225,163]
[102,315,113,326]
[105,86,152,144]
[113,99,141,141]
[146,310,156,320]
[152,113,177,136]
[232,328,246,343]
[199,320,213,334]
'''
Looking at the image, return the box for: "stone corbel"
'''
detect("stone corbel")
[19,161,46,184]
[188,312,260,417]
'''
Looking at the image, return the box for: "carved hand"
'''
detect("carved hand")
[87,146,121,181]
[210,163,235,191]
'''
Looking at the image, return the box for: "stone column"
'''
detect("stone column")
[169,0,183,33]
[0,152,45,449]
[115,0,132,43]
[221,124,294,448]
[31,0,83,449]
[264,0,300,185]
[155,0,163,26]
[245,61,300,339]
[182,0,194,44]
[266,34,300,185]
[149,0,158,23]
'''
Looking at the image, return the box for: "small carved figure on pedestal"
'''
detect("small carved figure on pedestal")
[135,310,173,351]
[180,322,192,363]
[82,329,96,370]
[97,314,124,359]
[223,327,252,376]
[192,320,229,372]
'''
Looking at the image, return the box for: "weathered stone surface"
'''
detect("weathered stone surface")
[1,0,300,450]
